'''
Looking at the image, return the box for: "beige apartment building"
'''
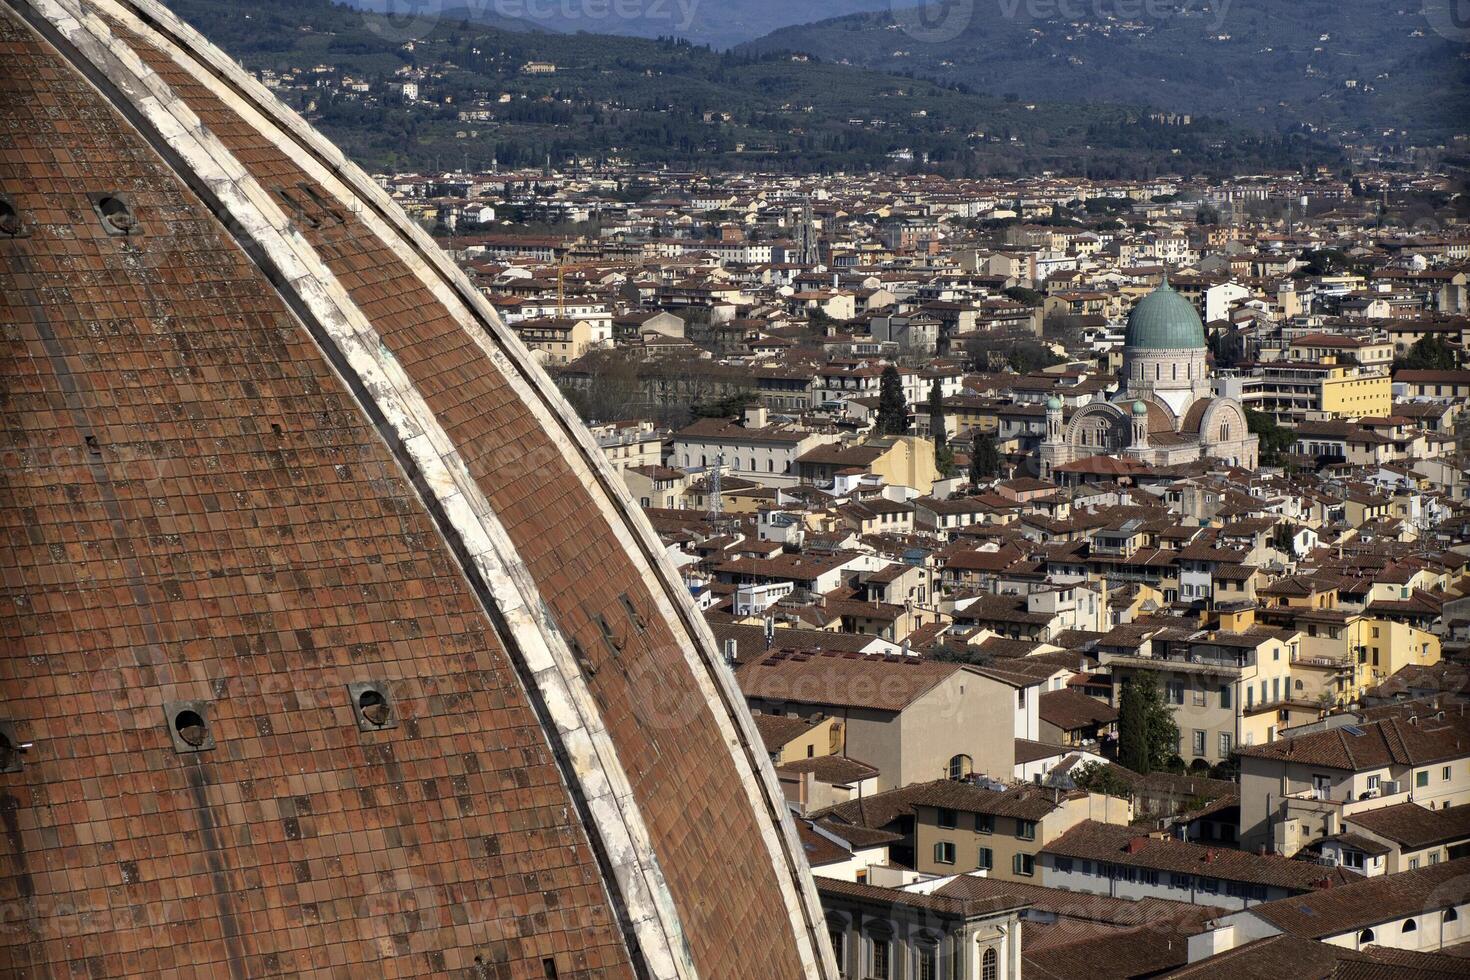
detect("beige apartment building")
[739,649,1018,791]
[589,419,664,475]
[622,464,687,510]
[508,315,605,365]
[814,777,1131,883]
[1237,714,1470,856]
[1330,802,1470,876]
[1101,615,1299,767]
[908,782,1132,881]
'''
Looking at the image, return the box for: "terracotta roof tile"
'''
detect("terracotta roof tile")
[1042,822,1353,891]
[1246,858,1470,939]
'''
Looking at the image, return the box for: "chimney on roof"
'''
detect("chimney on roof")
[722,638,737,668]
[1126,836,1148,854]
[1205,849,1219,863]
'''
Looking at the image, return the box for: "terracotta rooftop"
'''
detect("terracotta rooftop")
[1038,689,1119,732]
[778,754,881,786]
[1156,934,1374,980]
[1023,921,1198,980]
[1344,801,1470,851]
[1245,858,1470,939]
[1234,714,1470,771]
[752,712,821,752]
[1042,822,1357,891]
[737,649,963,712]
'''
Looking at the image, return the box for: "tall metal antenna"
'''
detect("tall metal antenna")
[557,255,566,318]
[707,454,724,521]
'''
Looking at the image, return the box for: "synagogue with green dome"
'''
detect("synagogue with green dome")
[1040,278,1259,478]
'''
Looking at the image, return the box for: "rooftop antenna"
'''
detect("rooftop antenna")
[557,255,566,318]
[707,453,724,522]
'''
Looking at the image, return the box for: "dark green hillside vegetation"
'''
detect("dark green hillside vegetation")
[742,0,1470,141]
[162,0,1344,177]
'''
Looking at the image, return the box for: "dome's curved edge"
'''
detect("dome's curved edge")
[20,0,835,975]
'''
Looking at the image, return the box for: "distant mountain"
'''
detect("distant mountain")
[160,0,1343,178]
[344,0,896,49]
[739,0,1470,139]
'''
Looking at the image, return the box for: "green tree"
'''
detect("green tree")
[876,365,909,436]
[1195,204,1221,226]
[969,429,1000,483]
[1070,760,1135,800]
[929,378,957,476]
[1007,340,1064,374]
[1208,329,1238,370]
[935,443,957,478]
[1117,673,1179,775]
[1002,286,1044,307]
[1398,335,1458,371]
[1246,408,1295,467]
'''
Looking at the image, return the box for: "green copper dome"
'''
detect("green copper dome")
[1132,400,1149,416]
[1046,396,1063,411]
[1124,278,1206,351]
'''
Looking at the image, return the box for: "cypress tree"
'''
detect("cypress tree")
[1118,679,1149,773]
[969,429,1000,484]
[928,377,947,449]
[1117,672,1179,775]
[876,365,909,436]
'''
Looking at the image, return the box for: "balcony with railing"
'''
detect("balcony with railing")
[1282,780,1411,823]
[1291,652,1354,675]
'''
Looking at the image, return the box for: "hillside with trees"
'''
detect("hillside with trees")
[741,0,1470,141]
[162,0,1345,178]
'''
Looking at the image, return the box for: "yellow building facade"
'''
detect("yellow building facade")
[1318,367,1392,419]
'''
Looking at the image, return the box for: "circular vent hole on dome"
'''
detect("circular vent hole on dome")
[163,701,214,752]
[0,723,23,773]
[0,198,21,237]
[348,682,398,732]
[95,195,138,235]
[174,710,207,746]
[358,689,390,726]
